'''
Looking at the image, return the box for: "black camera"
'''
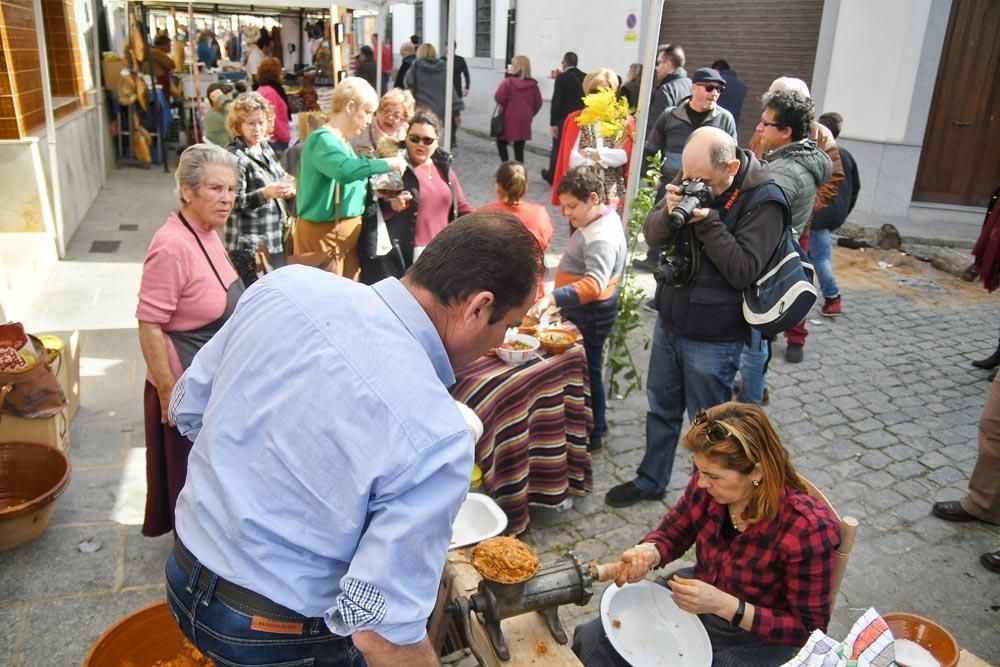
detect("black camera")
[656,252,694,288]
[667,178,714,227]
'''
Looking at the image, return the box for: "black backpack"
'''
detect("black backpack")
[742,224,817,337]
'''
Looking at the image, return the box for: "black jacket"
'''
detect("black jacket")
[812,145,860,231]
[359,149,459,277]
[646,149,788,342]
[645,68,691,141]
[550,66,586,128]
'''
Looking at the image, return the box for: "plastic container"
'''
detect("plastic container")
[0,441,71,551]
[470,464,483,491]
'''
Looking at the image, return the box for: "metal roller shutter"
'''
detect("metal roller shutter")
[657,0,824,148]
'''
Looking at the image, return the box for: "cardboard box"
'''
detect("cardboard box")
[47,330,80,422]
[102,59,127,92]
[0,408,70,451]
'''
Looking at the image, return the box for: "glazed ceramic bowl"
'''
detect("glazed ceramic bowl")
[495,334,540,366]
[0,441,71,551]
[84,601,211,666]
[537,328,577,355]
[883,612,959,667]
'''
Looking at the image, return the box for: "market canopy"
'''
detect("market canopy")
[134,0,413,10]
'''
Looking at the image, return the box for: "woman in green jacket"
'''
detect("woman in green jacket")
[296,77,405,279]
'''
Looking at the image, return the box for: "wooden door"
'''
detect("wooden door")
[913,0,1000,208]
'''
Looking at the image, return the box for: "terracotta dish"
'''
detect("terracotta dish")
[882,612,959,667]
[537,328,577,355]
[0,441,71,551]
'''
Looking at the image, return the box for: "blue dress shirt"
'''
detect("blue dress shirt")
[171,265,472,645]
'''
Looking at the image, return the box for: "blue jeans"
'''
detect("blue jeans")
[166,548,366,666]
[808,228,839,299]
[736,328,768,405]
[563,291,620,437]
[636,317,741,495]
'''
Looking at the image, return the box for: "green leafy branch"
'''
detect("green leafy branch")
[606,153,664,400]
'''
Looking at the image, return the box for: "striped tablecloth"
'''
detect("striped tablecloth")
[450,345,594,535]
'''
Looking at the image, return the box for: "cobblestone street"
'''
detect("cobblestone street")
[0,130,997,665]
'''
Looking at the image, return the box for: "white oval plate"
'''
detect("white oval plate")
[600,580,712,667]
[448,493,508,550]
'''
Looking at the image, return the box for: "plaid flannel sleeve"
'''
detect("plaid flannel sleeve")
[642,474,701,566]
[750,509,840,645]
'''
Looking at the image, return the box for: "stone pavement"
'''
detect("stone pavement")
[1,131,997,666]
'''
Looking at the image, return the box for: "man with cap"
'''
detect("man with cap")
[642,67,738,188]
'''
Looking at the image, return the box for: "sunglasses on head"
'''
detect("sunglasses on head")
[692,409,755,462]
[407,134,436,145]
[698,84,723,93]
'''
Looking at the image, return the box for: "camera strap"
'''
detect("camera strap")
[722,188,741,212]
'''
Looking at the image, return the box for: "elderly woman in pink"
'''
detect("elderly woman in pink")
[136,144,244,537]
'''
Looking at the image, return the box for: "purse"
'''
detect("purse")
[286,183,340,272]
[489,104,504,138]
[742,224,818,337]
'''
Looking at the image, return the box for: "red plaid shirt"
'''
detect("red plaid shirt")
[643,473,840,646]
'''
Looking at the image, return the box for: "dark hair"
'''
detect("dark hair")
[360,45,374,58]
[154,34,171,49]
[410,34,420,45]
[563,51,578,67]
[495,161,527,204]
[408,109,442,135]
[818,112,843,139]
[556,166,606,204]
[407,212,544,324]
[711,59,730,71]
[657,44,685,68]
[765,89,814,142]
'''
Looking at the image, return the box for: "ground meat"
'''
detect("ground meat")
[472,536,540,583]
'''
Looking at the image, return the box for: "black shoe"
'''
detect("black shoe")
[762,387,770,405]
[932,500,980,522]
[785,344,804,364]
[631,257,659,273]
[981,550,1000,574]
[588,431,605,452]
[972,349,1000,369]
[605,481,665,508]
[541,169,552,185]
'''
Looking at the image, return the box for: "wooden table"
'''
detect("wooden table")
[451,345,594,535]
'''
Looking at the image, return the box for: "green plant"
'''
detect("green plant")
[606,154,664,400]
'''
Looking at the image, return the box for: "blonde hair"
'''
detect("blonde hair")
[225,91,275,140]
[583,68,619,95]
[509,55,532,79]
[416,43,437,60]
[378,88,415,119]
[681,401,806,526]
[495,161,527,204]
[330,76,379,113]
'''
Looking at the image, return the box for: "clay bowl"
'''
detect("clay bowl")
[0,441,71,551]
[537,328,577,355]
[84,601,210,666]
[883,612,959,667]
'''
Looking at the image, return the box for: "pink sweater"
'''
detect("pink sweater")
[413,164,473,247]
[258,85,291,144]
[136,212,238,384]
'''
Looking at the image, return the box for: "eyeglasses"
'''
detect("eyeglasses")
[692,409,755,462]
[757,120,780,129]
[407,134,436,145]
[698,84,723,93]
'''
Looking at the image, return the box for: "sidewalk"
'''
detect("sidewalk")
[0,131,996,665]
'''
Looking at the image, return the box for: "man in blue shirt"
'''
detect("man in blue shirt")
[165,212,544,666]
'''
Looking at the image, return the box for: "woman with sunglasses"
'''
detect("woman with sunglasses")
[572,402,841,667]
[359,110,472,283]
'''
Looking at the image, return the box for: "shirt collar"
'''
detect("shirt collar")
[372,278,456,387]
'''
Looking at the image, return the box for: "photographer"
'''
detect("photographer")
[606,127,788,508]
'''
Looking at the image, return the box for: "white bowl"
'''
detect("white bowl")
[495,333,540,366]
[449,493,508,549]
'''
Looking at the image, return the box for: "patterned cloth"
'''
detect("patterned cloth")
[223,137,288,254]
[450,344,593,534]
[642,474,841,646]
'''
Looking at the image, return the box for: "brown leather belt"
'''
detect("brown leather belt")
[173,539,309,621]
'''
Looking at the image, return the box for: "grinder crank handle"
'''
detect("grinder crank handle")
[590,561,621,583]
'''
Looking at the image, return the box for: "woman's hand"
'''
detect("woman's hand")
[263,182,294,199]
[385,155,407,173]
[387,190,413,212]
[614,543,660,586]
[156,380,176,427]
[666,575,733,616]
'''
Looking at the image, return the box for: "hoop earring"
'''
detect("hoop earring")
[752,479,761,488]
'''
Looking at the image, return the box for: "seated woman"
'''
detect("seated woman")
[573,402,841,667]
[358,110,472,284]
[477,161,553,298]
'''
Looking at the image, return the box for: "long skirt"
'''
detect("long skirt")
[142,380,193,537]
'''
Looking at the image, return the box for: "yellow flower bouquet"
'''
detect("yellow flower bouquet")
[576,89,632,146]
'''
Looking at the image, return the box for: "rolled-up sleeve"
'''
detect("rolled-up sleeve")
[325,430,472,645]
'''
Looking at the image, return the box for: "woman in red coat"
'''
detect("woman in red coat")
[494,55,542,164]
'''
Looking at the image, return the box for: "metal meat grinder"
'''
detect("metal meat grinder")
[450,551,595,663]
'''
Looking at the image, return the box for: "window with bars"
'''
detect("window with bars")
[414,1,423,39]
[474,0,491,57]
